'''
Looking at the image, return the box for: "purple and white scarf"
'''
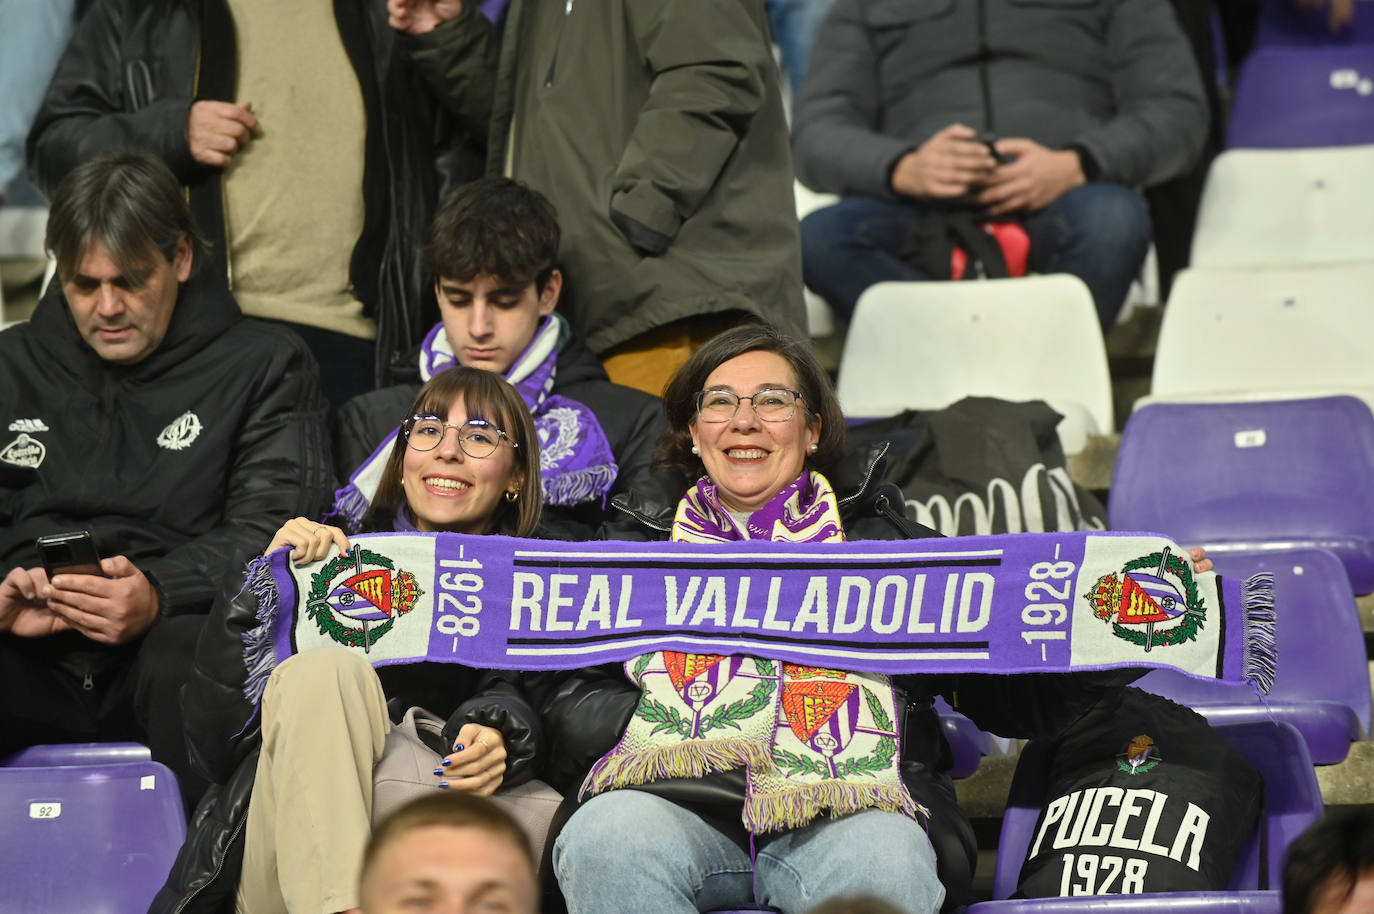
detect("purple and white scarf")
[332,315,617,529]
[582,473,925,833]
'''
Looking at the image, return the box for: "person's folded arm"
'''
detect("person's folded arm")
[608,0,775,255]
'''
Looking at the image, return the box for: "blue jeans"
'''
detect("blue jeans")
[800,183,1151,330]
[763,0,833,90]
[554,789,944,914]
[0,0,74,197]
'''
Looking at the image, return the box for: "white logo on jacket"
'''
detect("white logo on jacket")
[0,433,46,468]
[8,418,49,432]
[157,412,203,451]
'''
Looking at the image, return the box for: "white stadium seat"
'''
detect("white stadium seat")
[1192,145,1374,269]
[836,275,1113,454]
[1147,264,1374,409]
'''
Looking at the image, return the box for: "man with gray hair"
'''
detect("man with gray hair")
[0,148,332,801]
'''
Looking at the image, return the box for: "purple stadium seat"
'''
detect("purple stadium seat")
[937,696,1006,779]
[1254,0,1374,47]
[1137,548,1369,764]
[0,760,186,913]
[1,741,152,767]
[1227,45,1374,148]
[968,892,1280,913]
[1108,397,1374,594]
[987,720,1321,905]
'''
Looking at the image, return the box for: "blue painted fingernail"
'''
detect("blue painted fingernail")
[440,758,452,767]
[452,743,464,752]
[437,781,449,789]
[432,768,444,776]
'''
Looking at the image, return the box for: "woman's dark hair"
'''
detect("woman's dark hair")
[657,323,847,485]
[362,367,542,536]
[45,146,209,284]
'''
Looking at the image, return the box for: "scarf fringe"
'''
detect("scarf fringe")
[580,738,772,800]
[327,483,369,532]
[1241,572,1277,695]
[742,782,930,834]
[543,464,619,507]
[240,554,284,706]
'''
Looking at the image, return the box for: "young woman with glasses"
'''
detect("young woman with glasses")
[164,367,548,914]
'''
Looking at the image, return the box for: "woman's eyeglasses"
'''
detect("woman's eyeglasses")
[403,416,517,458]
[694,388,803,423]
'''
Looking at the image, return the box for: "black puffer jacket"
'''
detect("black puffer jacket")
[333,333,668,539]
[536,445,1131,912]
[27,0,477,386]
[0,270,332,680]
[151,525,543,913]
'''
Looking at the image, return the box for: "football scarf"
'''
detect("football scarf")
[582,473,924,833]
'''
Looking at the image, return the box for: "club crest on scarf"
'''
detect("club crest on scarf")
[631,652,776,739]
[305,545,423,652]
[1084,546,1205,652]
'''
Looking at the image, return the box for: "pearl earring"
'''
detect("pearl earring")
[691,445,700,455]
[808,443,819,454]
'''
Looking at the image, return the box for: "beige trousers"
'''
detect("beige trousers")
[234,648,561,914]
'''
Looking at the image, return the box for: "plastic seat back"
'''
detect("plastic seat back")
[1109,397,1374,593]
[837,276,1112,455]
[1137,548,1370,764]
[1228,45,1374,148]
[1190,148,1374,269]
[1149,266,1374,404]
[0,760,186,913]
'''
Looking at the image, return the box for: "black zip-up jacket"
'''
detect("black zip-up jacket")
[27,0,478,386]
[534,446,1134,911]
[0,271,332,664]
[152,520,544,913]
[333,333,669,540]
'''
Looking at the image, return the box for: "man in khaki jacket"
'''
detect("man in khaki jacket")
[389,0,806,396]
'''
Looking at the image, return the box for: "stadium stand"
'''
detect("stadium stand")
[982,720,1321,907]
[1227,45,1374,148]
[836,276,1112,455]
[1109,397,1374,594]
[1189,146,1374,269]
[1136,548,1371,764]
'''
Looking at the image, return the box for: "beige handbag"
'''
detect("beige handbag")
[371,706,564,860]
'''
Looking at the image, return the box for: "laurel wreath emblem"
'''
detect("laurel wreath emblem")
[305,548,399,647]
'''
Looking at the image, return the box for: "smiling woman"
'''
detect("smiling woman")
[171,366,551,914]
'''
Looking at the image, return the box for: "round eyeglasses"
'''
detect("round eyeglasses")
[403,416,518,458]
[694,388,803,423]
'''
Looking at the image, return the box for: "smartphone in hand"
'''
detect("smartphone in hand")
[37,530,105,579]
[979,131,1013,165]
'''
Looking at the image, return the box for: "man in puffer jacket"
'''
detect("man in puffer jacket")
[793,0,1209,330]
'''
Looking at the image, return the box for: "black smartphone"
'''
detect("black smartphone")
[37,530,105,579]
[978,131,1013,165]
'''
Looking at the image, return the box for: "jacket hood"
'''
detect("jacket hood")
[28,267,242,389]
